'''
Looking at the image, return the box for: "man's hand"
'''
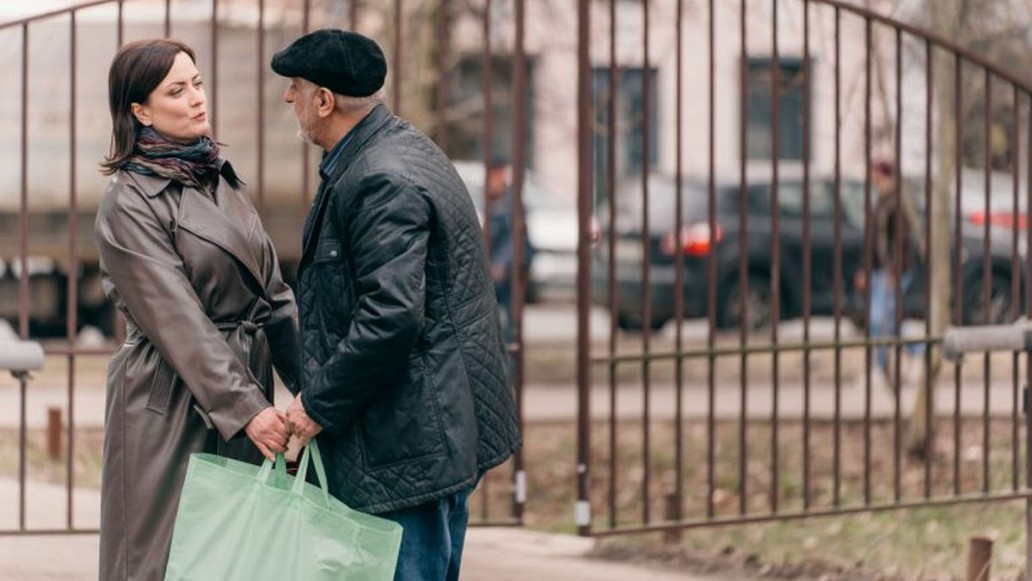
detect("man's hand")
[286,395,323,444]
[244,407,289,461]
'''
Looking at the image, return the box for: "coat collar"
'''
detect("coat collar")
[124,166,266,292]
[300,104,394,264]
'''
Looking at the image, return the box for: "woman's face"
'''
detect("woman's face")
[131,51,209,142]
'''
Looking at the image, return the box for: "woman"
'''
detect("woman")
[95,39,299,580]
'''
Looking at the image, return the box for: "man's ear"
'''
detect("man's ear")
[131,103,151,127]
[316,87,335,118]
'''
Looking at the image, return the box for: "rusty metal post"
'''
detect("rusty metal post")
[575,0,593,538]
[48,408,63,460]
[663,493,681,544]
[964,536,992,581]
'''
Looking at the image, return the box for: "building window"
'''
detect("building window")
[592,67,658,198]
[745,57,809,161]
[448,54,535,166]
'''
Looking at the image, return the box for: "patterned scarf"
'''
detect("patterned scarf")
[122,127,223,192]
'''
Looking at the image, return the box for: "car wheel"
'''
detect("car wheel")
[963,273,1014,325]
[616,311,669,333]
[718,273,774,331]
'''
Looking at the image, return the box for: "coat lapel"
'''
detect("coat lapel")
[298,105,395,268]
[175,176,266,291]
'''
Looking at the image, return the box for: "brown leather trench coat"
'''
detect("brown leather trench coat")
[94,166,300,581]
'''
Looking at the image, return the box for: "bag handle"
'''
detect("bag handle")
[292,440,331,506]
[257,452,288,485]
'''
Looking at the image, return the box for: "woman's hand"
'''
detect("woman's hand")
[244,407,289,461]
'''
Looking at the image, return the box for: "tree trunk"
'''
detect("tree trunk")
[906,0,965,458]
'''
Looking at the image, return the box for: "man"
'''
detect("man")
[484,154,533,345]
[855,159,924,392]
[271,29,520,580]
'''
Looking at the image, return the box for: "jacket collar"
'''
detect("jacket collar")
[300,104,394,264]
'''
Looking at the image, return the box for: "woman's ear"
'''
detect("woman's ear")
[131,102,152,127]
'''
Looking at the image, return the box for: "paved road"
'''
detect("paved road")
[0,479,718,581]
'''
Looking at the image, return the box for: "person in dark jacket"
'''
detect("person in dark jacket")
[855,159,924,391]
[95,39,298,580]
[485,154,534,345]
[272,29,521,580]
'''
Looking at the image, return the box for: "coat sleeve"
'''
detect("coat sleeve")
[301,174,429,433]
[260,228,301,395]
[94,183,271,440]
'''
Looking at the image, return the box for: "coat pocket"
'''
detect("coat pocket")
[145,358,177,415]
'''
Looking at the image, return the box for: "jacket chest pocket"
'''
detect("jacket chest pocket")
[311,238,353,315]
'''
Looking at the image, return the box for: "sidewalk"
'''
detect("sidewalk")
[0,479,718,581]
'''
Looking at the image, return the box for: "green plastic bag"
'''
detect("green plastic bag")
[164,441,403,580]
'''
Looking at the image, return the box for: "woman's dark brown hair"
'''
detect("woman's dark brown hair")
[100,39,196,174]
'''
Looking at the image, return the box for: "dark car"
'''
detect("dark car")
[592,173,1022,331]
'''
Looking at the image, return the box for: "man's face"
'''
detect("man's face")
[486,166,509,200]
[872,169,895,196]
[284,78,319,145]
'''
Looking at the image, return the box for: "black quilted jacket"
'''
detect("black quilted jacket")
[295,104,520,514]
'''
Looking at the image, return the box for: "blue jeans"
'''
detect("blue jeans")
[869,269,924,374]
[380,487,473,581]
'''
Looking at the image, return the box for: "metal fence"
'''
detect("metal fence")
[0,0,529,534]
[575,0,1032,557]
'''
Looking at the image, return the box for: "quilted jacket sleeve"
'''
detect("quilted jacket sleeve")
[301,173,430,433]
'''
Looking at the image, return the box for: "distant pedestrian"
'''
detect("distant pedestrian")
[855,159,924,391]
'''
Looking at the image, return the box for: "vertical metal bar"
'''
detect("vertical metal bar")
[769,0,781,515]
[481,0,495,526]
[1025,106,1032,580]
[640,0,652,525]
[672,0,689,528]
[923,39,934,499]
[576,0,593,537]
[18,22,29,531]
[736,0,748,518]
[606,0,619,529]
[117,0,123,46]
[392,0,402,115]
[164,0,171,37]
[892,27,902,503]
[953,54,963,496]
[832,5,843,508]
[210,0,218,139]
[350,0,359,29]
[435,0,450,148]
[257,0,265,215]
[301,0,311,207]
[1012,83,1021,492]
[982,70,992,494]
[701,0,712,525]
[67,10,78,529]
[511,0,527,525]
[800,0,812,511]
[863,16,873,506]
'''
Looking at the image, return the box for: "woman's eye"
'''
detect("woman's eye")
[194,79,203,88]
[170,88,183,96]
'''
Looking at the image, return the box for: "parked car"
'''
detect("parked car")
[453,160,585,301]
[592,171,1023,331]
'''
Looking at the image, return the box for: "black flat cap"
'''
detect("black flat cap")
[271,29,387,97]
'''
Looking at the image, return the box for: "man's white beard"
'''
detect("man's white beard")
[294,115,316,145]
